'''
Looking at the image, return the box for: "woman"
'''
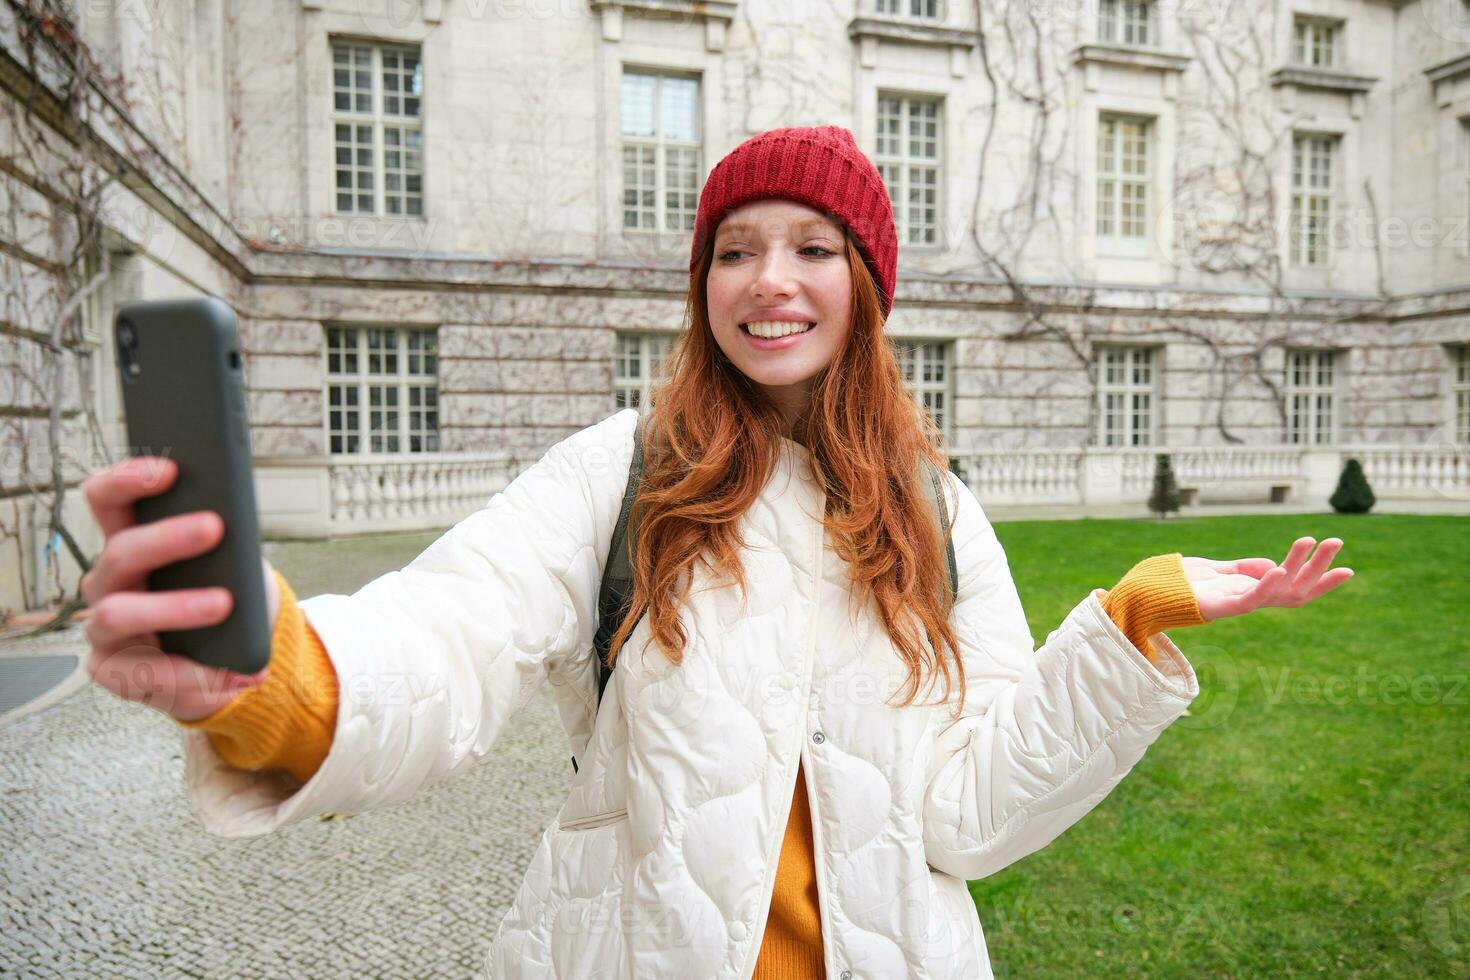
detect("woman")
[82,126,1352,979]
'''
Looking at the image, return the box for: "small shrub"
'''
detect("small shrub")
[1329,457,1376,514]
[1148,453,1181,518]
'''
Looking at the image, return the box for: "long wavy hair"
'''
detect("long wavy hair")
[604,229,967,715]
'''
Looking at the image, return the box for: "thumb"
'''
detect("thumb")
[1231,557,1278,579]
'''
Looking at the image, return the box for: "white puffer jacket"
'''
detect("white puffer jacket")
[181,407,1200,979]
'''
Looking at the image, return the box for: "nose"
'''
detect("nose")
[751,248,798,301]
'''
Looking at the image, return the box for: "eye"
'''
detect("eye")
[717,246,834,262]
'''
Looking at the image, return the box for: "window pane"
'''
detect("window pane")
[660,76,699,142]
[1096,346,1157,445]
[382,47,421,118]
[1284,349,1336,443]
[332,41,424,216]
[620,72,657,138]
[622,73,700,232]
[876,95,943,246]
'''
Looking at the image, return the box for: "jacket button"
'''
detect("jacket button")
[811,730,825,744]
[839,971,853,980]
[730,922,748,942]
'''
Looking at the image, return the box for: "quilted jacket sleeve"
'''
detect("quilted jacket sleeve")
[922,471,1200,880]
[179,408,640,838]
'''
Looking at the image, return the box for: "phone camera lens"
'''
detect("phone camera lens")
[117,320,141,378]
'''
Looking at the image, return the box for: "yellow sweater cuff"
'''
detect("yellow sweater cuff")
[174,568,338,784]
[1100,552,1209,661]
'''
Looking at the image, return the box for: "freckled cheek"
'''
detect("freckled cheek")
[705,278,740,326]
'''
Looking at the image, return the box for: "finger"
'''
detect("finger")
[86,510,225,599]
[1214,557,1278,579]
[1293,538,1343,589]
[85,587,233,651]
[1245,564,1291,604]
[1219,572,1269,595]
[82,456,178,539]
[1279,537,1316,577]
[1302,566,1354,604]
[1199,570,1282,620]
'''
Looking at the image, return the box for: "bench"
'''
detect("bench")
[1176,481,1298,506]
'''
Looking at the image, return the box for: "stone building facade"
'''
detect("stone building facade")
[0,0,1467,611]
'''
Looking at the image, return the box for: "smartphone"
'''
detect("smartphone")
[113,296,270,675]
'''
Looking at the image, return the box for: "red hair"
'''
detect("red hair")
[604,232,966,715]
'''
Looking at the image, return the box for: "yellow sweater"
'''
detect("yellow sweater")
[178,552,1205,977]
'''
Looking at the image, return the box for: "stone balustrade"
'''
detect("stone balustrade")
[255,442,1469,536]
[951,443,1468,508]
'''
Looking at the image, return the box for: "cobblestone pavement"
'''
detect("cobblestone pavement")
[2,530,571,979]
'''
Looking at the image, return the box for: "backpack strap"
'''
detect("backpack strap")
[923,459,960,609]
[592,412,646,715]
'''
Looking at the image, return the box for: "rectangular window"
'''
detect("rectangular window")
[1463,119,1470,258]
[332,40,424,216]
[876,0,940,17]
[1099,0,1153,45]
[614,333,675,412]
[1455,345,1470,444]
[1290,133,1337,267]
[897,341,950,441]
[1284,349,1337,445]
[1096,114,1151,245]
[621,69,701,232]
[1292,16,1340,68]
[876,94,942,246]
[326,326,438,454]
[1096,346,1157,447]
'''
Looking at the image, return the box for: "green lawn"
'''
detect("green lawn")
[969,513,1469,979]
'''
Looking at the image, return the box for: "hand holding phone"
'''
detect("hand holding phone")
[80,456,279,721]
[110,296,271,674]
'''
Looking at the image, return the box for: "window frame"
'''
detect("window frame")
[895,340,953,445]
[1289,131,1339,268]
[876,0,941,18]
[1095,112,1154,257]
[1291,15,1342,69]
[1454,344,1470,445]
[613,331,676,414]
[1098,0,1155,47]
[330,38,425,218]
[324,325,440,456]
[875,93,944,248]
[1283,347,1340,446]
[1462,117,1470,261]
[620,67,703,234]
[1094,344,1161,448]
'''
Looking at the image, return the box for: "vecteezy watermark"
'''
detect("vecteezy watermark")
[1421,874,1470,965]
[1155,180,1470,260]
[228,213,440,256]
[98,198,441,262]
[1420,0,1470,45]
[1168,643,1241,733]
[980,893,1230,944]
[1257,666,1468,707]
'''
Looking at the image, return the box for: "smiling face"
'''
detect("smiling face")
[705,199,855,435]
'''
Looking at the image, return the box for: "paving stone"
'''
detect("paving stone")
[1,531,568,978]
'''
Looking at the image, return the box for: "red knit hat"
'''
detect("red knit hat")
[690,125,899,319]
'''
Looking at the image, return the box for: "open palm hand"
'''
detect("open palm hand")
[1183,536,1354,622]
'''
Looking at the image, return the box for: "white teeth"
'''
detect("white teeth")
[744,320,815,339]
